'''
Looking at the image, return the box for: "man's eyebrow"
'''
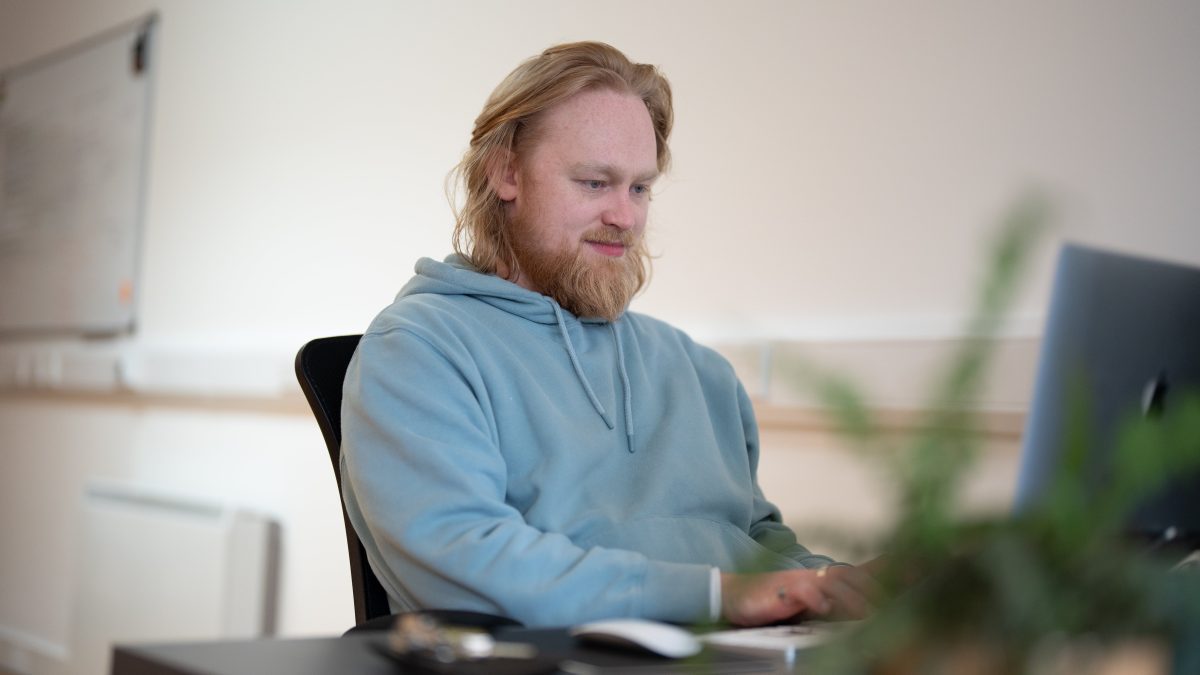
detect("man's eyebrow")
[572,162,660,183]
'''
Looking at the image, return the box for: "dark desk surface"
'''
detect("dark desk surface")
[112,628,787,675]
[113,633,398,675]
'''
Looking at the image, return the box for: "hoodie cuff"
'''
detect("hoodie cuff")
[640,561,714,624]
[710,567,721,622]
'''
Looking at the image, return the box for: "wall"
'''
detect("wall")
[1,0,1198,671]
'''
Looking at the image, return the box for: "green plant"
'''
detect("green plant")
[781,194,1200,674]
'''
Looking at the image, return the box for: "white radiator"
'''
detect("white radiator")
[69,482,278,675]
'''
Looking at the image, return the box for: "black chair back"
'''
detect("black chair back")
[294,335,392,624]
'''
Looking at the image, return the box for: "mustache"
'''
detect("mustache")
[582,228,638,246]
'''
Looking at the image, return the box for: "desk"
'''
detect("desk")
[112,629,787,674]
[112,633,396,675]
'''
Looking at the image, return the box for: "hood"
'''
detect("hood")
[400,255,574,326]
[399,255,637,452]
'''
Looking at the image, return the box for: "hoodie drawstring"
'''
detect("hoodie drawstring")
[550,302,635,452]
[610,323,635,454]
[552,303,614,430]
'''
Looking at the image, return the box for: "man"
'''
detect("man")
[341,41,875,628]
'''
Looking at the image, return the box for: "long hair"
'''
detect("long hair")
[449,42,673,279]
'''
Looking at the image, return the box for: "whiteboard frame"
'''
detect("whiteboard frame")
[0,14,158,337]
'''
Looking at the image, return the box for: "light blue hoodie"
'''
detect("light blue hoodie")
[340,255,833,627]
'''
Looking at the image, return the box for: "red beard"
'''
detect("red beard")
[509,222,649,321]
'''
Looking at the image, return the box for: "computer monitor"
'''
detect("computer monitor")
[1014,242,1200,543]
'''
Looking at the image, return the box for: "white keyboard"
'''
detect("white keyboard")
[700,622,850,657]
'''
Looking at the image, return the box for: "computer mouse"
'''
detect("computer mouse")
[570,618,701,658]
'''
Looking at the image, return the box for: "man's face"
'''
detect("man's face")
[495,88,660,320]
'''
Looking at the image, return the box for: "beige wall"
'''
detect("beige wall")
[2,1,1198,672]
[2,1,1197,347]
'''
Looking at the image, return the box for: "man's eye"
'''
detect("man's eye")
[581,180,606,190]
[631,184,651,196]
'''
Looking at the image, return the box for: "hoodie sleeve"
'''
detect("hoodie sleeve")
[340,326,713,627]
[737,381,840,569]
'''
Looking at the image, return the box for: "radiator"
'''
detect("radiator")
[69,482,278,675]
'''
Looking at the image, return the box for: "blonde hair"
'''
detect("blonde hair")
[449,41,673,277]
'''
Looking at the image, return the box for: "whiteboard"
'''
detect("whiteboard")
[0,15,157,336]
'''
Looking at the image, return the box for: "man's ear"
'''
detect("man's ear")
[487,150,520,202]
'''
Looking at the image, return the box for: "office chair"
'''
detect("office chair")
[295,335,519,632]
[294,334,393,626]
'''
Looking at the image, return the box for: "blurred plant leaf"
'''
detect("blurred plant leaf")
[772,192,1200,673]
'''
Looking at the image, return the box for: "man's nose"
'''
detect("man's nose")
[602,191,638,230]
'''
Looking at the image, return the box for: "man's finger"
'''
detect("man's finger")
[818,577,871,620]
[776,576,831,617]
[827,565,884,603]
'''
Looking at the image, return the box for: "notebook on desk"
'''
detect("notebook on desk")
[699,621,851,657]
[558,647,778,675]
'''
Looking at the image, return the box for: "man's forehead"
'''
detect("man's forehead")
[532,89,658,173]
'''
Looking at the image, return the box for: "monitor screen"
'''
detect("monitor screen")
[1015,243,1200,542]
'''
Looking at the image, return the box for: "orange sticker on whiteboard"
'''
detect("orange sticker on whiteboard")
[118,279,134,305]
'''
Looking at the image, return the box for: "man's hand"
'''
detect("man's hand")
[720,565,878,626]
